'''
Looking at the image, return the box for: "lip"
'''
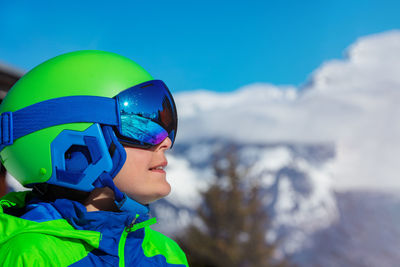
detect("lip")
[150,169,166,174]
[149,161,168,173]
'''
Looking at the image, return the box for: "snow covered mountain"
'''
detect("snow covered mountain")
[153,141,339,256]
[151,30,400,266]
[292,191,400,267]
[157,140,400,266]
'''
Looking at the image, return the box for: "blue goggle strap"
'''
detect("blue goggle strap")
[0,96,120,152]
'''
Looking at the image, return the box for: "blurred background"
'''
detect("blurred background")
[1,1,400,266]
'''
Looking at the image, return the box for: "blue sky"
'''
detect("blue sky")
[1,0,399,92]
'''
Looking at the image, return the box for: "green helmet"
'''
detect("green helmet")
[0,50,154,189]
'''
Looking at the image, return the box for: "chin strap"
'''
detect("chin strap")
[94,126,149,215]
[94,172,149,214]
[115,193,150,215]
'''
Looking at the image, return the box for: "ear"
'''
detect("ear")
[48,123,113,191]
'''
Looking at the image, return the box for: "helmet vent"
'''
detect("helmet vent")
[64,145,92,172]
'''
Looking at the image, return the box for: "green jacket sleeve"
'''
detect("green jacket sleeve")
[0,232,94,267]
[142,227,189,266]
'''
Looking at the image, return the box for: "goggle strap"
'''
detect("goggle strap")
[0,96,119,151]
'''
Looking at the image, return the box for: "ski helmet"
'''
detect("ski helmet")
[0,50,177,197]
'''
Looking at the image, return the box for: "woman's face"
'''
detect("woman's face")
[113,137,172,204]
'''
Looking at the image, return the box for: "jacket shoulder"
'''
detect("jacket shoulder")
[141,227,188,266]
[0,232,93,267]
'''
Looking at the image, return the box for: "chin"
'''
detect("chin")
[134,183,171,205]
[157,182,172,198]
[147,183,172,203]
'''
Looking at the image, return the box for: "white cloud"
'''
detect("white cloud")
[175,30,400,191]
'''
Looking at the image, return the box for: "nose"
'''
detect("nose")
[155,137,172,151]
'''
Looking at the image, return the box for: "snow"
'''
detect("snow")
[249,147,292,172]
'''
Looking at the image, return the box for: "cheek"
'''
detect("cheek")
[114,157,146,186]
[120,150,152,178]
[113,146,171,204]
[113,151,143,183]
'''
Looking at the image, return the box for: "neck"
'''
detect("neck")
[84,187,119,212]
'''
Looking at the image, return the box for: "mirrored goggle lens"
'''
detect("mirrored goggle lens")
[114,80,177,148]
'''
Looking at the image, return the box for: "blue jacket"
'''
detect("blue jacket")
[0,192,188,266]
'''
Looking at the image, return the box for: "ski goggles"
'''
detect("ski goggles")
[0,80,177,151]
[114,80,177,148]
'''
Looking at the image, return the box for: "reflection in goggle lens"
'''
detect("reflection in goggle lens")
[115,80,177,148]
